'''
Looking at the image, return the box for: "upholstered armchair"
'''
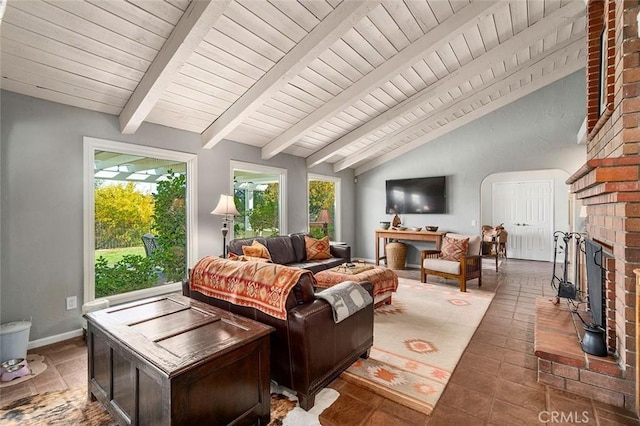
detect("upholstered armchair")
[420,233,482,292]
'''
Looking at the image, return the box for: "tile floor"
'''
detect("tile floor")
[1,259,638,425]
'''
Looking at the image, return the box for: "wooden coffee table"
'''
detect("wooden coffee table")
[86,294,274,425]
[314,264,399,307]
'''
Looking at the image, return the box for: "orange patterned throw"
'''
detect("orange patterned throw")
[242,240,272,260]
[190,256,313,319]
[439,236,469,261]
[314,265,398,298]
[305,236,331,260]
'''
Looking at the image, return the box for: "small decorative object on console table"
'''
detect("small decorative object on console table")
[211,194,240,258]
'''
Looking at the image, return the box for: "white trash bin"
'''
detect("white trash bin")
[0,321,31,363]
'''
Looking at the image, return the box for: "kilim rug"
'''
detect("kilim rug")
[0,384,337,425]
[341,276,495,414]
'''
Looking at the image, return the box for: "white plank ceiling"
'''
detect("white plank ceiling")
[0,0,586,175]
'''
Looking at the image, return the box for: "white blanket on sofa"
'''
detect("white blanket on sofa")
[315,281,373,323]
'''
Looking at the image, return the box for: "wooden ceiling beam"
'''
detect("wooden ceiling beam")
[200,0,380,149]
[261,0,502,160]
[354,57,585,176]
[119,0,230,134]
[308,0,586,168]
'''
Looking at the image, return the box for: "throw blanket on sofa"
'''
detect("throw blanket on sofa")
[190,256,314,320]
[315,281,373,323]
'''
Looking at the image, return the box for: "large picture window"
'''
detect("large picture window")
[84,137,197,306]
[308,174,341,240]
[231,161,286,239]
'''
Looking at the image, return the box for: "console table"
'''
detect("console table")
[375,229,446,266]
[86,294,274,425]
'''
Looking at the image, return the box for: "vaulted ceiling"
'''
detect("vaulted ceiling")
[0,0,586,175]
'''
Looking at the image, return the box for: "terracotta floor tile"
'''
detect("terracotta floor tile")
[33,343,85,364]
[504,337,534,353]
[449,364,499,396]
[429,404,487,426]
[377,398,429,425]
[490,298,517,308]
[55,357,87,377]
[595,404,640,425]
[501,348,539,370]
[365,409,426,426]
[437,382,493,420]
[484,308,515,320]
[471,330,508,347]
[488,399,544,426]
[319,393,374,426]
[494,378,547,413]
[508,327,535,343]
[457,352,502,376]
[476,322,512,337]
[547,394,595,423]
[334,380,384,407]
[465,340,507,361]
[498,362,544,390]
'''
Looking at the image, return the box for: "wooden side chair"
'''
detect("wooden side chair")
[420,233,482,292]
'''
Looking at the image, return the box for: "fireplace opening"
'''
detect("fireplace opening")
[580,238,607,356]
[584,238,606,329]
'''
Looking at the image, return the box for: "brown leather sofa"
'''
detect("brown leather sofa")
[227,233,350,274]
[183,266,373,410]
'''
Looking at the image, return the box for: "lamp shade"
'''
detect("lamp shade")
[211,194,240,216]
[317,209,332,223]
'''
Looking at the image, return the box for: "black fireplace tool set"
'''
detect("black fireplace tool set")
[551,231,607,357]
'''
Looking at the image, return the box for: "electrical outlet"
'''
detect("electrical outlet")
[471,220,477,226]
[66,296,77,311]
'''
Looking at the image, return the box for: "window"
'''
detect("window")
[231,161,286,239]
[84,137,197,306]
[308,174,340,240]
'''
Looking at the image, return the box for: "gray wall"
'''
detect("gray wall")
[0,90,355,342]
[1,69,586,343]
[354,70,587,265]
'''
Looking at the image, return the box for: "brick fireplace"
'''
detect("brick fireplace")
[542,0,639,414]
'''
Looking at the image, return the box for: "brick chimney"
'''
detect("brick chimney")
[567,0,639,413]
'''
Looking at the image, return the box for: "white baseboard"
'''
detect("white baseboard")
[28,328,84,351]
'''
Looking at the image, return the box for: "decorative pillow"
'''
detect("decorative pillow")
[228,252,270,262]
[439,236,469,261]
[242,240,272,260]
[305,236,331,260]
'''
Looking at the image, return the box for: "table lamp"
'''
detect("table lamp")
[211,194,240,258]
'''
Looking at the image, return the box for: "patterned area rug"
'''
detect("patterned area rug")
[341,277,495,414]
[269,384,339,426]
[0,384,337,425]
[0,387,113,425]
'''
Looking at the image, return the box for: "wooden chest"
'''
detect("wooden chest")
[86,294,273,425]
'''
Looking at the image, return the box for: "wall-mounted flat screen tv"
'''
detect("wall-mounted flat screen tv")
[385,176,446,214]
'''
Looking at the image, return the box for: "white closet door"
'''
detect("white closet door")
[492,180,554,261]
